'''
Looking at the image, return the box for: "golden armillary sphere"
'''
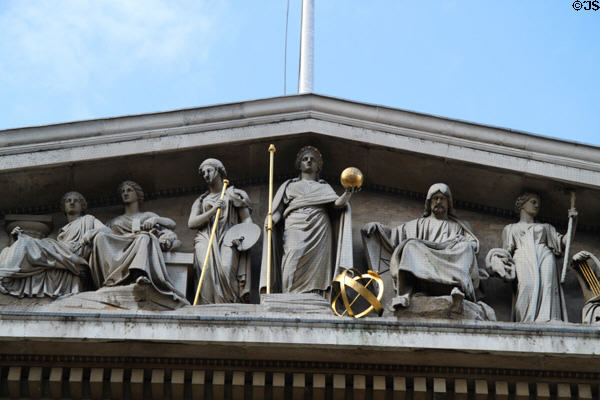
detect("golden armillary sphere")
[331,269,384,318]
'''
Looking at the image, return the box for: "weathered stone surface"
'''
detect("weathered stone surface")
[42,280,186,311]
[392,294,497,321]
[260,293,331,315]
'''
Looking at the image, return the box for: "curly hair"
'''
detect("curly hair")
[515,192,540,213]
[118,180,145,202]
[199,158,227,179]
[60,191,87,214]
[295,145,324,173]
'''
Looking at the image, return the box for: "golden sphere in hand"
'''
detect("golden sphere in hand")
[340,167,364,189]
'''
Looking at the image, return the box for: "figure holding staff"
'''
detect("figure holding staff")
[486,192,577,322]
[260,146,360,296]
[189,159,258,304]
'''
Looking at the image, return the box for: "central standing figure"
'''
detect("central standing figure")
[260,146,355,296]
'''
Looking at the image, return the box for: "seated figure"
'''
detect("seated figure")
[571,250,600,324]
[89,181,187,304]
[0,191,106,298]
[362,183,484,312]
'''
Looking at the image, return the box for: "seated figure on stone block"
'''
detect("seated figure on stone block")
[89,180,187,304]
[260,146,355,296]
[0,191,107,298]
[188,158,258,304]
[571,250,600,324]
[486,193,572,322]
[362,183,486,313]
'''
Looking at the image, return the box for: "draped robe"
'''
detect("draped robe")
[260,178,353,294]
[193,187,252,304]
[364,216,481,301]
[89,212,187,303]
[0,215,104,298]
[502,222,567,322]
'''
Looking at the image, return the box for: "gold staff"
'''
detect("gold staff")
[266,144,276,294]
[193,179,230,306]
[561,191,577,284]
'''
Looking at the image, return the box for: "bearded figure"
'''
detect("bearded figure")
[362,183,487,313]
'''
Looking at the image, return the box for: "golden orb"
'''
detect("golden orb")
[340,167,364,189]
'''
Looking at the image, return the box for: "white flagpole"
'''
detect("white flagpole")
[298,0,314,94]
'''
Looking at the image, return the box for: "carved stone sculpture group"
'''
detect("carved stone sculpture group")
[1,146,596,324]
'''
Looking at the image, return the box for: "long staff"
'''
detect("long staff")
[193,179,230,305]
[266,144,276,294]
[561,191,576,284]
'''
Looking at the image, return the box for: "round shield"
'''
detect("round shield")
[223,222,262,251]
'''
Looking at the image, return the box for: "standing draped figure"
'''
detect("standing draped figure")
[260,146,355,295]
[0,192,106,298]
[89,181,187,304]
[189,158,256,304]
[487,193,573,322]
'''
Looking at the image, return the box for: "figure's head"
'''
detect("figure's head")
[60,191,87,216]
[424,183,454,218]
[199,158,227,184]
[118,180,144,204]
[295,146,323,175]
[515,192,541,217]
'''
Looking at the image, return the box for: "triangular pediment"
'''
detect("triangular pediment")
[1,94,599,230]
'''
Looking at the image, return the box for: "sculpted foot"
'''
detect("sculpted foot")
[450,287,465,313]
[391,295,410,310]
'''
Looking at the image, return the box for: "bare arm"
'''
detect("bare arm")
[142,213,176,231]
[188,198,222,229]
[334,188,356,208]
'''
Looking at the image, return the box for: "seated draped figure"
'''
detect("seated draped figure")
[0,191,107,298]
[88,180,188,304]
[362,183,486,312]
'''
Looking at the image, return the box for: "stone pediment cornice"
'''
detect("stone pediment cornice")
[1,94,599,189]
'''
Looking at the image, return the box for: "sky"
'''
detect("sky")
[1,0,599,146]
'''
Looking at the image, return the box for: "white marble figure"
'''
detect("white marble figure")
[0,192,106,298]
[188,158,256,304]
[362,183,485,312]
[260,146,355,295]
[487,193,575,322]
[88,181,187,304]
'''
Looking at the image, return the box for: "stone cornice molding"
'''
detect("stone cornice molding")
[1,94,599,189]
[2,310,600,362]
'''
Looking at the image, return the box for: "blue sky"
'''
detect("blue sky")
[1,1,598,145]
